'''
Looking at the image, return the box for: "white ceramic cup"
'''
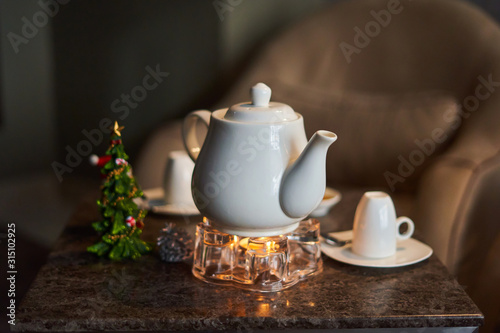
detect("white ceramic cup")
[352,191,414,258]
[163,150,196,206]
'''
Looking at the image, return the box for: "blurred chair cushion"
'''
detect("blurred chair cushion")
[270,81,460,190]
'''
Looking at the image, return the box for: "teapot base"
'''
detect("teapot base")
[192,218,322,292]
[214,222,301,238]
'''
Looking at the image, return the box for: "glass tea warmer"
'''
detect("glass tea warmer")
[182,83,337,292]
[192,218,322,292]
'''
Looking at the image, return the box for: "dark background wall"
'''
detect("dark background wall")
[469,0,500,21]
[52,1,221,176]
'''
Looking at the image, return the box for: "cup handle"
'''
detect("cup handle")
[182,110,211,162]
[396,216,414,241]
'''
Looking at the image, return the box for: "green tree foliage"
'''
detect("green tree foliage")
[87,122,152,260]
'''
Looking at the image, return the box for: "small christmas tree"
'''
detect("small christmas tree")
[87,121,152,260]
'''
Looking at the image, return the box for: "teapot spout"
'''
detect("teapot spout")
[280,130,337,218]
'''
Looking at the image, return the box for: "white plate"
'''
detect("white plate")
[320,230,433,268]
[309,187,342,217]
[133,188,200,216]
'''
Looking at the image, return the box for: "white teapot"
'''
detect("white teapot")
[182,83,337,237]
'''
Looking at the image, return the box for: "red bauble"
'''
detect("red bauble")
[126,216,136,228]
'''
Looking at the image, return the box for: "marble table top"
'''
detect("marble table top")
[15,191,483,331]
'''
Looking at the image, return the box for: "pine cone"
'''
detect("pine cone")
[157,223,194,262]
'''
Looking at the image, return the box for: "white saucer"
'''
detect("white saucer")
[320,230,433,268]
[133,188,200,216]
[309,187,342,217]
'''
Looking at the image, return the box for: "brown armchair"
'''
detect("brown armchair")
[136,0,500,328]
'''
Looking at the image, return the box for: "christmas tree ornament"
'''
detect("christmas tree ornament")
[125,216,136,228]
[115,158,128,166]
[112,122,124,136]
[87,121,152,261]
[157,223,194,262]
[89,154,111,167]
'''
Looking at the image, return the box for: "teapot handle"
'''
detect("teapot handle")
[182,110,211,162]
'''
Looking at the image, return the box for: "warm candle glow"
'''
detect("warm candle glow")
[239,237,249,249]
[257,303,271,316]
[266,240,273,252]
[192,219,322,292]
[239,237,278,253]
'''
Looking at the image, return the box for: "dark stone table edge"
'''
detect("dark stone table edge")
[14,313,484,332]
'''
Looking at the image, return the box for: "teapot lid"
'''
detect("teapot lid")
[224,83,298,123]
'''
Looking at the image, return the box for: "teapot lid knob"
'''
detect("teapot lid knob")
[223,82,297,123]
[251,83,271,107]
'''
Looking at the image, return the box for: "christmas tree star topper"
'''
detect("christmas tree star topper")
[111,121,125,136]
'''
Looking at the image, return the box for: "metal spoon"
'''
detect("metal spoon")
[320,233,352,247]
[287,233,351,247]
